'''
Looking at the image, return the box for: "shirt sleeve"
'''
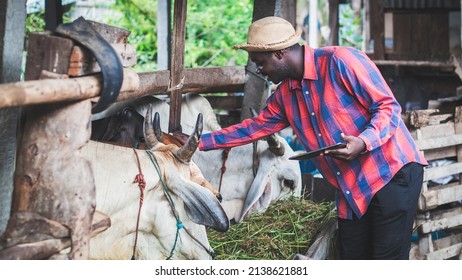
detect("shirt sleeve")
[333,48,402,152]
[199,90,290,151]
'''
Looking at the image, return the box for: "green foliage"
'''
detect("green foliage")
[25,11,45,35]
[338,3,363,49]
[105,0,159,71]
[106,0,252,71]
[185,0,251,68]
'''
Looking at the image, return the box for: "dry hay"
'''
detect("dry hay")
[207,197,336,260]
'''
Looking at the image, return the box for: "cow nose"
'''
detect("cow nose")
[283,179,295,190]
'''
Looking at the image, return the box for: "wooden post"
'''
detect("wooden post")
[370,0,385,60]
[327,0,339,46]
[0,0,26,234]
[157,0,171,70]
[168,0,187,133]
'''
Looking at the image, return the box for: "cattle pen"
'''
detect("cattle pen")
[1,0,462,260]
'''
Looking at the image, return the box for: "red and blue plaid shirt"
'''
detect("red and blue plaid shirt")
[199,45,427,219]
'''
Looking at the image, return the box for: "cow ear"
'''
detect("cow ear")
[174,179,229,232]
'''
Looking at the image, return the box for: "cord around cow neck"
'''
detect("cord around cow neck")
[145,150,215,260]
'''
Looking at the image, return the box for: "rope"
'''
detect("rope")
[218,148,230,193]
[131,148,146,260]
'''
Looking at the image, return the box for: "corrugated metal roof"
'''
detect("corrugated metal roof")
[383,0,460,9]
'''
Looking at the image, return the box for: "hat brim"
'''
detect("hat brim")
[233,30,302,52]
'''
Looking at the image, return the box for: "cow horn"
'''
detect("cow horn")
[266,134,285,156]
[144,105,159,149]
[153,112,164,141]
[174,113,203,163]
[249,107,285,156]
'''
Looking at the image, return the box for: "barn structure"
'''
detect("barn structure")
[0,0,462,259]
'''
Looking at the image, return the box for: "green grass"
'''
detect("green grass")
[207,197,336,260]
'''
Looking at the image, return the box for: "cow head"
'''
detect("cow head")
[85,105,229,259]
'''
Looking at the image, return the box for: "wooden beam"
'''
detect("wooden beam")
[0,66,246,109]
[327,0,339,46]
[168,0,187,133]
[0,0,26,234]
[370,0,385,59]
[157,0,171,70]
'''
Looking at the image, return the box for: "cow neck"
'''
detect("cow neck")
[144,150,216,260]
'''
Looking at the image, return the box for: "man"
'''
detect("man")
[198,16,427,259]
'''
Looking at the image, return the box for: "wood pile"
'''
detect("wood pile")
[404,108,462,260]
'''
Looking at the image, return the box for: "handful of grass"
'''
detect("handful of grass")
[207,197,336,260]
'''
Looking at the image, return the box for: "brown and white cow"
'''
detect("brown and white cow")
[82,106,228,259]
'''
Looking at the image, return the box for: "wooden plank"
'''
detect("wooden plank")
[410,122,456,140]
[455,107,462,186]
[168,0,187,133]
[0,66,246,109]
[24,32,74,81]
[426,242,462,260]
[418,233,433,256]
[419,206,462,234]
[414,134,462,151]
[419,182,462,210]
[68,44,137,77]
[423,162,462,182]
[423,146,456,162]
[433,232,462,251]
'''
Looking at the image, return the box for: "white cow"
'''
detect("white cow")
[93,94,302,223]
[83,107,229,259]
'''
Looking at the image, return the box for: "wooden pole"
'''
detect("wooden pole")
[0,66,246,109]
[168,0,187,133]
[0,0,26,234]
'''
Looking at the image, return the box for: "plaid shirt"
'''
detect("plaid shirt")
[199,45,427,219]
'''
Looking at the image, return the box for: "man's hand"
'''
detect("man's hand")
[324,133,366,161]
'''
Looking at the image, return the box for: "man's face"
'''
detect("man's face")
[249,51,290,84]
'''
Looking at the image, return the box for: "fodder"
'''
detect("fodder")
[208,197,335,260]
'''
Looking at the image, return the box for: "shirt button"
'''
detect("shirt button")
[336,172,340,175]
[311,112,315,116]
[305,91,309,95]
[346,191,350,195]
[318,133,322,137]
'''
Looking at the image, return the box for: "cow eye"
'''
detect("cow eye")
[283,178,295,190]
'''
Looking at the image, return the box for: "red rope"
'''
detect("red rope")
[218,148,230,193]
[131,148,146,260]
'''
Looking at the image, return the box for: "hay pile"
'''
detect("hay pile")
[207,197,336,260]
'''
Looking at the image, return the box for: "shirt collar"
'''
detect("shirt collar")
[303,45,318,80]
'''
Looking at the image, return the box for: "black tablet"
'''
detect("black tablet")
[289,142,347,160]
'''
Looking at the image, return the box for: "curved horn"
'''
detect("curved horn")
[249,107,285,156]
[153,112,164,142]
[143,105,159,149]
[266,134,285,156]
[174,113,203,163]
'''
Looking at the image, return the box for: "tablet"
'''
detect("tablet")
[289,142,347,160]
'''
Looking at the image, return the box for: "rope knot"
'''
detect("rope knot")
[133,173,146,191]
[177,222,184,229]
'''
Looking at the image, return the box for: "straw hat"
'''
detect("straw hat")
[233,16,302,52]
